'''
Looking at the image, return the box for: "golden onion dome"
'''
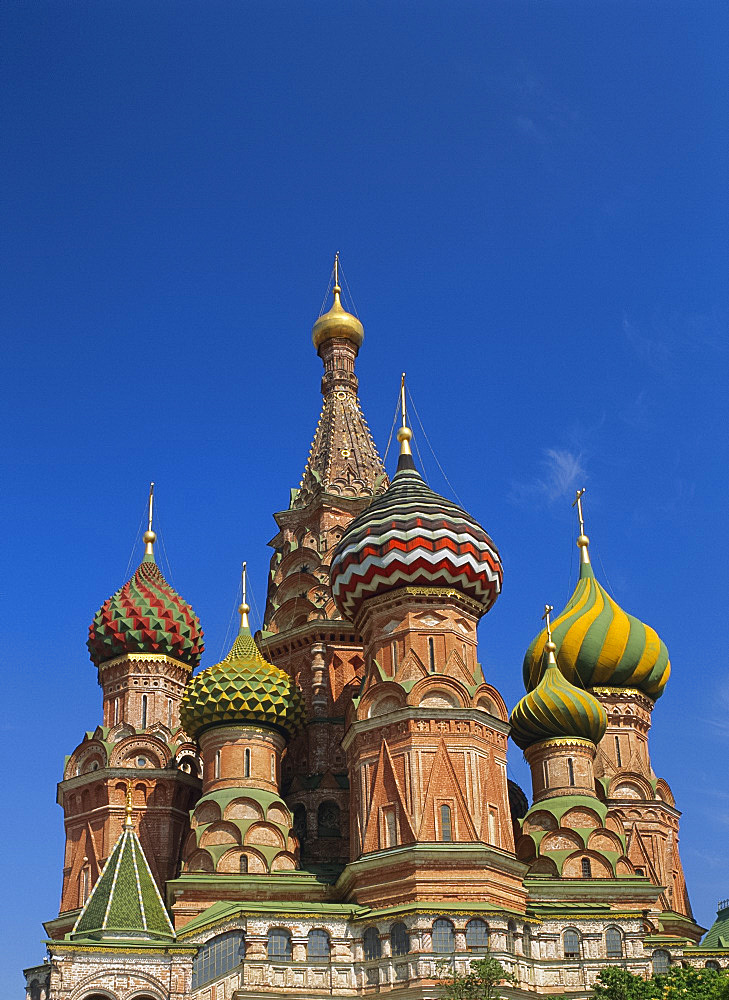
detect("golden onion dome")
[510,641,607,750]
[312,255,364,351]
[523,543,670,700]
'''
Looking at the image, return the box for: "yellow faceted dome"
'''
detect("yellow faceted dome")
[180,627,305,739]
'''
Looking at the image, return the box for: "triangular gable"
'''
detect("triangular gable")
[417,739,478,842]
[626,823,663,894]
[442,648,474,687]
[361,741,415,853]
[360,657,387,697]
[394,648,427,684]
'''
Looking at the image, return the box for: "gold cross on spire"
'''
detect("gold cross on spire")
[397,372,413,456]
[239,561,250,630]
[572,487,586,535]
[333,251,340,291]
[541,603,555,643]
[143,482,156,557]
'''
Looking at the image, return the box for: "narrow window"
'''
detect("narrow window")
[523,924,532,958]
[581,857,592,878]
[268,928,292,960]
[440,804,452,842]
[391,921,409,956]
[605,927,622,958]
[542,760,549,788]
[244,748,251,778]
[564,929,580,960]
[141,694,148,730]
[214,750,221,779]
[652,950,670,975]
[80,866,90,903]
[167,698,173,728]
[391,640,398,673]
[308,929,330,960]
[432,918,455,953]
[363,926,381,961]
[466,918,488,952]
[239,854,248,874]
[462,642,467,666]
[507,920,516,953]
[567,758,575,786]
[271,753,276,781]
[113,698,119,725]
[428,637,436,673]
[384,807,397,848]
[488,810,497,845]
[615,735,622,767]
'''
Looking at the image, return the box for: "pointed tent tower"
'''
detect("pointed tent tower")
[71,782,175,942]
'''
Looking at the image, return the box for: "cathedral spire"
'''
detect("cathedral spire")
[572,487,590,568]
[239,560,250,631]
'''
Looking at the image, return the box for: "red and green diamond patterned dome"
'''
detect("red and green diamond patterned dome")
[88,544,204,669]
[330,424,502,621]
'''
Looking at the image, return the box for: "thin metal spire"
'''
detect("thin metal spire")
[143,482,156,558]
[239,561,250,630]
[572,487,591,565]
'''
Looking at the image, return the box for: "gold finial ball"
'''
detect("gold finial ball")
[239,603,251,616]
[545,640,557,653]
[577,534,590,548]
[397,426,413,442]
[143,530,157,544]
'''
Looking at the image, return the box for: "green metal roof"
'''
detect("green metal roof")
[702,901,729,950]
[71,823,174,942]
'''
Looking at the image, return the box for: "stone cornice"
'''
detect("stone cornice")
[341,704,510,750]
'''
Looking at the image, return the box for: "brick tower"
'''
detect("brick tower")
[257,255,387,867]
[49,488,203,937]
[330,399,526,910]
[521,492,701,941]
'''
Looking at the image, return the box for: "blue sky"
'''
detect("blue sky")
[2,1,727,990]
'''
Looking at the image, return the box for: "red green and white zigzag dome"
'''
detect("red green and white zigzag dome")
[88,554,204,668]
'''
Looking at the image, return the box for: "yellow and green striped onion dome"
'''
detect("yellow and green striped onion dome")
[523,560,670,700]
[510,644,607,750]
[180,627,305,739]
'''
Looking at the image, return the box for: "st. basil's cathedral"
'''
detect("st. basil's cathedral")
[24,263,729,999]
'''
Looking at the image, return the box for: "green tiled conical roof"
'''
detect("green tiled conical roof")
[180,625,306,739]
[71,818,174,942]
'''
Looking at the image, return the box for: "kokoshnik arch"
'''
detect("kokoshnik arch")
[24,259,728,1000]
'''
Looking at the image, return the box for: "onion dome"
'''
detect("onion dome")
[510,640,607,750]
[330,394,502,622]
[312,253,364,351]
[87,490,203,668]
[522,517,670,700]
[180,601,305,739]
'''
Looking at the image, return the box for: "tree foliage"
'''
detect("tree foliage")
[438,955,518,1000]
[592,965,729,1000]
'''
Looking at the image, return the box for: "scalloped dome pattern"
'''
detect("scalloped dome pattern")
[522,562,670,699]
[510,655,607,750]
[180,629,305,738]
[330,460,502,621]
[88,557,204,668]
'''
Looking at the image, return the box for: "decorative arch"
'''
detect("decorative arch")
[562,851,613,878]
[473,683,509,721]
[65,740,109,780]
[244,822,286,849]
[185,849,214,872]
[109,733,171,769]
[408,675,468,708]
[199,822,242,848]
[224,797,264,822]
[358,682,406,720]
[609,772,654,800]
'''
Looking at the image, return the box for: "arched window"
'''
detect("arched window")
[192,931,246,988]
[652,949,670,975]
[244,748,251,778]
[363,926,381,961]
[391,640,398,672]
[268,928,292,960]
[567,758,575,786]
[318,801,341,838]
[432,918,455,953]
[523,924,532,958]
[428,637,436,672]
[293,804,307,842]
[542,760,549,788]
[391,921,409,956]
[581,857,592,878]
[466,918,489,952]
[563,929,581,960]
[239,854,248,874]
[615,735,622,767]
[440,804,452,842]
[384,807,397,847]
[113,697,119,725]
[270,753,276,781]
[28,981,41,1000]
[605,927,623,958]
[705,961,721,971]
[80,866,91,904]
[214,750,221,779]
[308,928,330,960]
[167,698,173,728]
[507,920,517,953]
[141,694,148,730]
